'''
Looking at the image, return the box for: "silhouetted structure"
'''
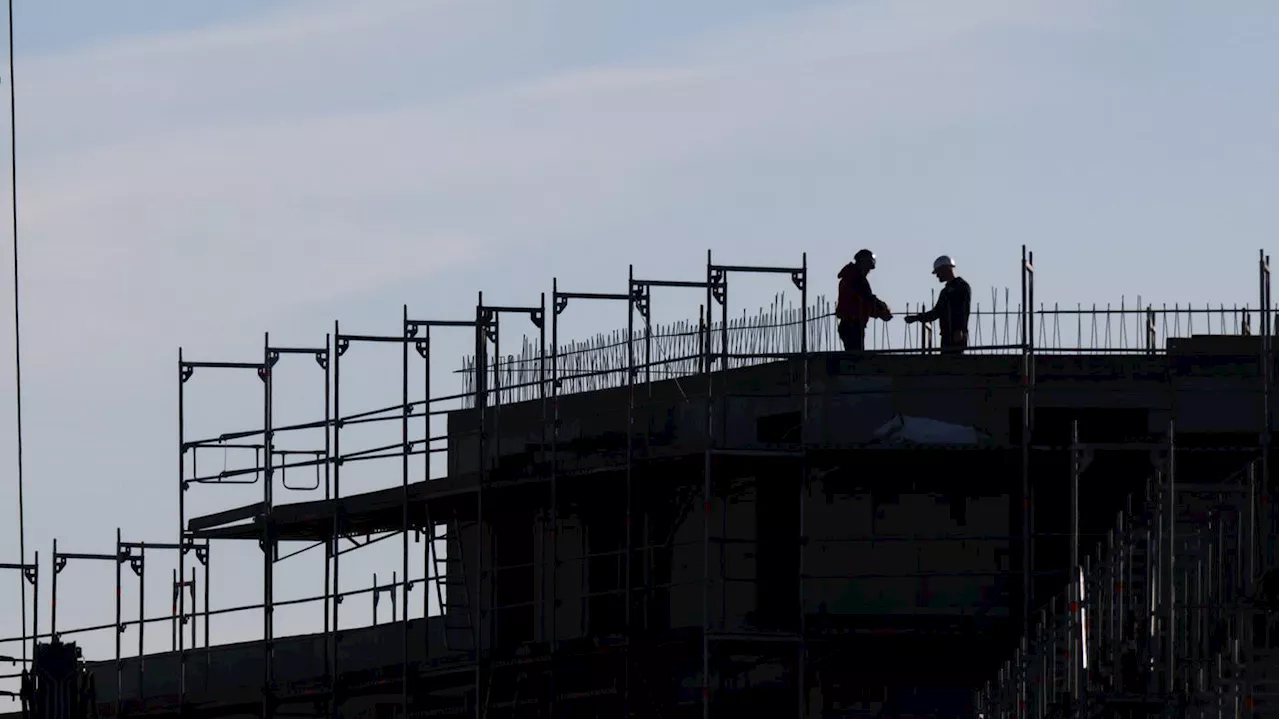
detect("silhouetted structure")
[1,248,1275,718]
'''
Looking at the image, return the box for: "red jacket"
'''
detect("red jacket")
[836,263,884,323]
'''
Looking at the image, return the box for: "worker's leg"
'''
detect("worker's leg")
[838,320,866,352]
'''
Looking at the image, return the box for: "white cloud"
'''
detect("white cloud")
[16,0,1087,374]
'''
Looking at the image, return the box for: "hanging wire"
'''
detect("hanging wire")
[7,0,27,666]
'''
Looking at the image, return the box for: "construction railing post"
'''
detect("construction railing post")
[625,269,723,717]
[1165,420,1176,696]
[0,558,38,703]
[332,320,344,718]
[470,297,542,713]
[552,279,632,718]
[176,348,186,710]
[796,253,809,719]
[1259,251,1272,577]
[1019,245,1036,639]
[54,537,145,706]
[402,304,411,715]
[1069,420,1081,715]
[475,294,488,718]
[324,323,426,716]
[177,353,269,713]
[405,313,492,717]
[260,333,277,718]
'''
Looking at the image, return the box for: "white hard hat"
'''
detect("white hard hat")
[932,255,956,273]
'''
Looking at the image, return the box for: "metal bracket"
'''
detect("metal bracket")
[179,364,194,383]
[336,338,350,357]
[257,351,280,382]
[791,270,806,292]
[710,268,727,306]
[314,350,328,371]
[529,308,544,329]
[194,546,209,565]
[483,311,498,343]
[406,322,419,339]
[53,556,67,575]
[554,295,569,316]
[415,340,429,360]
[21,566,35,586]
[128,556,144,578]
[631,284,651,321]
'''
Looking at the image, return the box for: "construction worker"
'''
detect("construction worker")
[836,249,892,352]
[905,255,971,353]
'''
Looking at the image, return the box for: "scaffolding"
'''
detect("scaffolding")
[977,251,1276,718]
[0,248,1275,718]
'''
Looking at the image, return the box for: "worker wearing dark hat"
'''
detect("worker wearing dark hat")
[836,249,893,352]
[905,255,971,353]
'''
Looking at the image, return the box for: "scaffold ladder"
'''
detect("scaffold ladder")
[433,510,476,655]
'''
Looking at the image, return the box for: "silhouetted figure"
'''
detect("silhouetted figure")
[906,255,971,354]
[836,249,892,351]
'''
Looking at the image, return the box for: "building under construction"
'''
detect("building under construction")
[1,248,1276,718]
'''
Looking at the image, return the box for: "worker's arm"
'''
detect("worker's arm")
[909,294,945,324]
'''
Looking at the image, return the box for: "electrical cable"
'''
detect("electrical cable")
[7,0,26,666]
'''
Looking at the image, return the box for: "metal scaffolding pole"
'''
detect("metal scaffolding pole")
[551,278,631,717]
[1020,245,1036,639]
[798,252,808,719]
[0,559,37,707]
[472,296,543,714]
[627,268,720,717]
[407,315,478,673]
[705,252,810,717]
[1258,251,1272,577]
[330,327,410,714]
[177,354,268,713]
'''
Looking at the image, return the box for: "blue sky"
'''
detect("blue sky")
[0,0,1275,700]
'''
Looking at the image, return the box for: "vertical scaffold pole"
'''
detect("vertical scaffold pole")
[261,332,276,719]
[1069,419,1080,713]
[1259,251,1272,576]
[200,543,210,692]
[549,279,632,715]
[331,320,344,718]
[474,293,488,719]
[176,347,188,709]
[551,279,562,719]
[1166,419,1176,695]
[1020,245,1035,639]
[418,328,431,663]
[797,253,808,719]
[115,528,123,718]
[704,254,717,719]
[702,251,716,719]
[136,543,145,699]
[50,538,56,640]
[402,304,412,714]
[321,332,332,712]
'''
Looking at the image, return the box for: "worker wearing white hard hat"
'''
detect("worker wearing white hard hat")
[905,255,971,353]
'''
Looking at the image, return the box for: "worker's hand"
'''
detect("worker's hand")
[904,314,918,324]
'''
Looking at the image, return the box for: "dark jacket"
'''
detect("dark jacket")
[836,263,881,324]
[917,277,971,347]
